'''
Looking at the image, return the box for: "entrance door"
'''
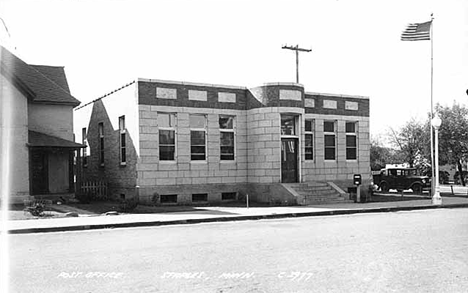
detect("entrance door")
[281,138,298,183]
[31,150,49,194]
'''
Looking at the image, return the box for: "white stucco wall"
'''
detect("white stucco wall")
[28,103,74,140]
[0,73,30,203]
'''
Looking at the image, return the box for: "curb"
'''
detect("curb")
[8,203,468,234]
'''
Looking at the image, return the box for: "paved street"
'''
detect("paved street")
[9,209,468,293]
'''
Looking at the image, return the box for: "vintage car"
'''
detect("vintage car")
[373,167,431,194]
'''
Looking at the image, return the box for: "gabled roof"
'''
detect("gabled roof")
[28,131,85,148]
[0,45,80,107]
[30,65,70,94]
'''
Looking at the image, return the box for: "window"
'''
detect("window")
[324,121,336,160]
[190,114,207,160]
[221,192,237,201]
[119,116,126,164]
[82,128,88,167]
[305,120,314,160]
[346,122,357,160]
[98,122,104,166]
[158,113,176,161]
[160,194,177,203]
[219,115,235,160]
[281,115,296,136]
[192,193,208,202]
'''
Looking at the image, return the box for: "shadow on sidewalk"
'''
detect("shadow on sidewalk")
[370,193,431,202]
[57,201,269,216]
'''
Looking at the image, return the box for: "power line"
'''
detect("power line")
[281,44,311,83]
[0,16,16,50]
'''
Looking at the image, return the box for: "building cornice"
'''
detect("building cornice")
[137,78,247,90]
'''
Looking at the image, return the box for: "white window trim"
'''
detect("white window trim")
[190,114,207,162]
[219,115,236,161]
[324,120,336,161]
[305,119,314,161]
[346,121,358,161]
[280,114,299,138]
[158,112,177,162]
[119,116,127,166]
[82,127,88,167]
[98,122,104,167]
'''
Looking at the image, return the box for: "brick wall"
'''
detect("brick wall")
[78,93,139,200]
[246,107,282,184]
[137,105,248,203]
[301,114,371,182]
[138,79,247,110]
[76,79,371,205]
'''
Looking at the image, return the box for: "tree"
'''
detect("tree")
[435,102,468,186]
[388,118,429,170]
[370,137,405,171]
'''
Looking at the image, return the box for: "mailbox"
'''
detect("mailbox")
[353,174,362,186]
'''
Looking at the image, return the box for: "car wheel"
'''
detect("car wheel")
[412,184,423,194]
[380,182,389,192]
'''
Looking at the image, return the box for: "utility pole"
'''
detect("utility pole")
[281,44,311,83]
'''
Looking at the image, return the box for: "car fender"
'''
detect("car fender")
[409,182,423,190]
[379,180,389,187]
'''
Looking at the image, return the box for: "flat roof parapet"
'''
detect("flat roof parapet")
[261,82,305,87]
[137,78,247,90]
[306,91,369,100]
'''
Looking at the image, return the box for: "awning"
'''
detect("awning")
[28,131,85,149]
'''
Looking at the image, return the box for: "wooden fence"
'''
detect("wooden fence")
[80,181,108,200]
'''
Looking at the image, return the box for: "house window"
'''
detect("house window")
[190,114,207,161]
[281,115,296,136]
[324,121,336,160]
[98,122,104,166]
[221,192,237,201]
[192,193,208,202]
[219,115,235,160]
[305,119,314,160]
[119,116,126,164]
[346,122,357,160]
[160,194,177,203]
[158,113,176,161]
[82,127,88,167]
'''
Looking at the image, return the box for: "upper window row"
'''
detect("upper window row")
[305,120,358,161]
[158,113,235,161]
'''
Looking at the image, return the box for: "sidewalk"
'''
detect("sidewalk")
[5,190,468,234]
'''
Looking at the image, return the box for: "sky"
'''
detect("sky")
[1,0,467,139]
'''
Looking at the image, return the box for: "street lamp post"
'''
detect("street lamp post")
[431,114,442,205]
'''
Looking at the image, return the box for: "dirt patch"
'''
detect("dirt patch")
[3,204,66,221]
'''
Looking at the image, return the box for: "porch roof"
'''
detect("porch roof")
[28,131,85,149]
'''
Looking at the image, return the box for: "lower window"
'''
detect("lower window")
[159,130,175,160]
[192,193,208,202]
[160,194,177,203]
[221,192,237,201]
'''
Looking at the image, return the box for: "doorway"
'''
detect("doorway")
[281,138,298,183]
[31,149,49,194]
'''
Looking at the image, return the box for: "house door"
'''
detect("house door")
[31,150,49,194]
[281,138,298,183]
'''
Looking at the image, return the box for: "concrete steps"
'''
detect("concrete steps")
[284,182,353,205]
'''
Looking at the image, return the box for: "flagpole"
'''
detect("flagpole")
[430,13,435,197]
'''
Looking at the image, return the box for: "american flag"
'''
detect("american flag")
[401,21,432,41]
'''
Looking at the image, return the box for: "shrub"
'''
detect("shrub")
[151,193,160,206]
[119,197,139,212]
